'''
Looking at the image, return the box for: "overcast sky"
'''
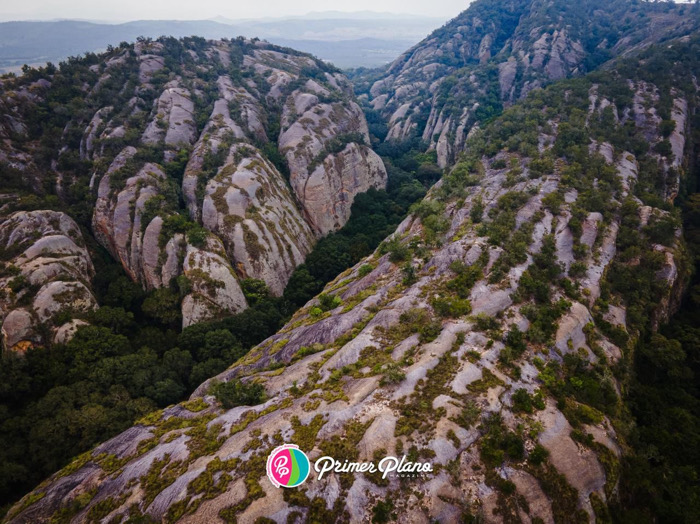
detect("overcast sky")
[0,0,470,22]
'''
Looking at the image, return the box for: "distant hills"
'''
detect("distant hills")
[0,13,446,70]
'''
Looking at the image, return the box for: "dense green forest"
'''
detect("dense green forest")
[616,219,700,522]
[613,112,700,523]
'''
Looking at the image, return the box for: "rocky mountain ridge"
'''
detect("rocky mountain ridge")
[355,0,699,168]
[8,23,698,523]
[0,36,386,343]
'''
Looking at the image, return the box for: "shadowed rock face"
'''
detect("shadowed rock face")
[0,210,97,351]
[298,142,387,235]
[1,37,386,328]
[180,237,248,328]
[357,0,699,168]
[198,144,315,296]
[9,28,697,523]
[278,88,386,235]
[93,147,166,286]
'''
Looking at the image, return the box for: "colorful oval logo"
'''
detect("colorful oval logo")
[266,444,310,488]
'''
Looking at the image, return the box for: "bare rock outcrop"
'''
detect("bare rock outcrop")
[358,0,698,167]
[141,80,197,149]
[299,143,387,234]
[180,237,248,328]
[93,147,172,288]
[279,92,387,236]
[199,144,315,296]
[77,38,386,322]
[0,210,96,350]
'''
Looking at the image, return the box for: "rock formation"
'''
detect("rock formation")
[7,36,388,328]
[0,210,97,351]
[9,26,697,523]
[89,39,385,326]
[357,0,699,168]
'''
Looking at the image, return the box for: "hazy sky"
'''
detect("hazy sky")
[0,0,470,21]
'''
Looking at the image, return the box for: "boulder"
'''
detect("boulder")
[1,309,36,350]
[180,238,247,328]
[32,281,97,324]
[53,319,90,345]
[0,210,96,351]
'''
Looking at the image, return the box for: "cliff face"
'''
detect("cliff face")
[0,210,97,350]
[0,37,387,329]
[357,0,699,168]
[277,86,386,235]
[193,142,315,297]
[9,30,697,524]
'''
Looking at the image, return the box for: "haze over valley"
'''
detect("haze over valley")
[0,13,448,71]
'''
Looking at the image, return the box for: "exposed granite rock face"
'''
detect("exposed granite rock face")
[181,73,318,295]
[180,238,248,328]
[93,147,171,288]
[522,29,586,84]
[13,51,695,522]
[0,210,96,350]
[300,143,387,234]
[76,38,385,325]
[279,89,387,236]
[1,309,36,350]
[182,75,268,223]
[80,106,112,160]
[1,36,387,328]
[92,144,251,328]
[141,80,198,150]
[198,144,315,296]
[33,281,95,324]
[53,319,90,345]
[358,0,698,167]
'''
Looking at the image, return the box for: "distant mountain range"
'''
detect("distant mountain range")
[0,13,446,70]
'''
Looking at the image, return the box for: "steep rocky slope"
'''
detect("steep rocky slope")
[9,30,698,524]
[0,210,97,350]
[356,0,699,168]
[0,37,386,333]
